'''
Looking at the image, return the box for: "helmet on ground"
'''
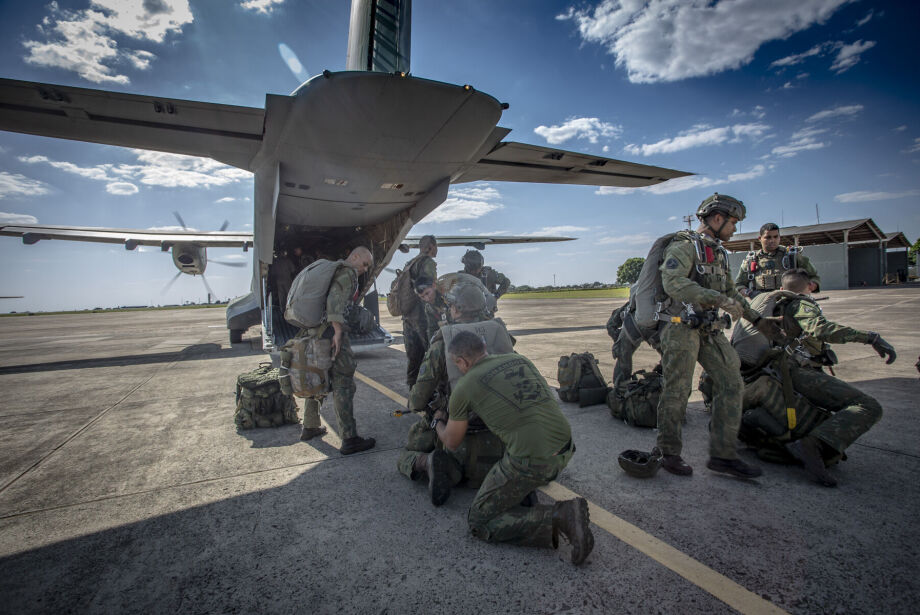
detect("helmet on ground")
[618,449,662,478]
[447,283,486,313]
[696,193,746,222]
[461,249,484,271]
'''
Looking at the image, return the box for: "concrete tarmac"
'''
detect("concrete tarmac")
[1,287,918,614]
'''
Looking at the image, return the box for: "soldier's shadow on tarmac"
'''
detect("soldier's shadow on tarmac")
[235,422,341,458]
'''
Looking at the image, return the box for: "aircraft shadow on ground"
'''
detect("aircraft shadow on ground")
[0,342,261,375]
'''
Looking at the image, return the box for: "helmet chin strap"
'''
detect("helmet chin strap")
[704,214,727,239]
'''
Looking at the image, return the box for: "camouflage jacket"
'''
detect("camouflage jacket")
[407,332,449,414]
[735,246,821,293]
[404,254,438,322]
[660,230,759,322]
[779,295,870,356]
[463,266,510,296]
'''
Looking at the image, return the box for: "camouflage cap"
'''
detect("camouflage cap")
[447,283,486,313]
[696,193,746,221]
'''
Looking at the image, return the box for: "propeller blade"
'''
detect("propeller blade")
[200,274,215,300]
[162,271,183,295]
[173,211,188,230]
[211,260,246,268]
[218,220,229,232]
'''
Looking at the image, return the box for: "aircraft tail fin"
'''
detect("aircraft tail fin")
[346,0,411,73]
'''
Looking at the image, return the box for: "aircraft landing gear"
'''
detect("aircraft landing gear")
[229,329,243,344]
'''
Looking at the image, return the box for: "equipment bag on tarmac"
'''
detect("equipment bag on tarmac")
[556,352,609,406]
[386,255,423,317]
[608,369,661,427]
[285,259,347,328]
[235,362,300,429]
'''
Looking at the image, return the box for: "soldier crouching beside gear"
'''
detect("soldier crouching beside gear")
[653,193,784,479]
[300,246,376,455]
[460,249,510,303]
[397,284,513,506]
[403,235,438,388]
[735,222,821,298]
[730,268,895,487]
[431,330,594,565]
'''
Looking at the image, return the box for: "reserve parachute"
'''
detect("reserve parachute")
[285,259,347,328]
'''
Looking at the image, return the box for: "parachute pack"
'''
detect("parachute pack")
[386,255,423,317]
[607,369,661,427]
[235,363,300,429]
[279,336,334,398]
[556,352,609,407]
[285,259,347,328]
[730,290,804,366]
[631,233,678,329]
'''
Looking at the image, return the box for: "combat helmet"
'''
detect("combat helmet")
[618,449,662,478]
[461,249,484,272]
[447,283,487,314]
[696,193,746,221]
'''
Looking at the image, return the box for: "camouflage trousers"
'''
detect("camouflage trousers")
[302,334,358,439]
[612,326,662,391]
[468,446,573,547]
[781,365,881,457]
[657,323,743,459]
[396,418,505,488]
[402,315,429,389]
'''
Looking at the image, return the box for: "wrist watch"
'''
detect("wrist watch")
[430,416,444,431]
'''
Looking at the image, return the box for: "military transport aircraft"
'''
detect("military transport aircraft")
[0,0,689,351]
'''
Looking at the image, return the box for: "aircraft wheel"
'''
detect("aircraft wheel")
[229,329,243,344]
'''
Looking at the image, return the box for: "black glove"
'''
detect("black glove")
[752,316,786,344]
[867,332,896,364]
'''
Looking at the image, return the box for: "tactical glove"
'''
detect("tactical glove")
[867,332,896,364]
[752,316,786,344]
[715,296,744,321]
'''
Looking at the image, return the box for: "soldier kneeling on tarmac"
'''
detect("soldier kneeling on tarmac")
[710,268,897,487]
[396,283,514,506]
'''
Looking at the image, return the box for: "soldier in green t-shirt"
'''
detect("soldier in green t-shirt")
[431,331,594,565]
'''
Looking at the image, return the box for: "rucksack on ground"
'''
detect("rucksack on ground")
[556,352,609,406]
[607,369,660,427]
[386,255,422,317]
[285,259,347,328]
[235,362,300,429]
[279,336,334,398]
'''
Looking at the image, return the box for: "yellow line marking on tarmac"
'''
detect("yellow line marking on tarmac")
[540,482,789,615]
[356,371,787,614]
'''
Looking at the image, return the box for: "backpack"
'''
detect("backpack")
[608,369,660,427]
[730,290,803,366]
[632,233,678,329]
[285,259,348,328]
[556,352,609,406]
[278,336,334,398]
[235,362,300,429]
[386,255,423,317]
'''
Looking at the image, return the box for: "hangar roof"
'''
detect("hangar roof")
[723,218,911,251]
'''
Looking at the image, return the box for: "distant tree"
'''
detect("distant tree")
[910,238,919,266]
[616,257,645,285]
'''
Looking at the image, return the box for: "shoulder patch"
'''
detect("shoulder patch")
[665,258,680,270]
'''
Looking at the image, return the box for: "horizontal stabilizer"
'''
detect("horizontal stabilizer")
[454,140,691,188]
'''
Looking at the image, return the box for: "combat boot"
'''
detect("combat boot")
[552,497,594,565]
[300,426,327,441]
[340,436,376,455]
[785,437,837,487]
[427,449,451,506]
[706,456,763,479]
[653,447,692,476]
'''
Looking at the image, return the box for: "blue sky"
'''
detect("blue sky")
[1,0,918,311]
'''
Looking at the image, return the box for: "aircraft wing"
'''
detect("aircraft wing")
[0,78,264,170]
[402,235,574,249]
[453,140,692,188]
[0,224,253,249]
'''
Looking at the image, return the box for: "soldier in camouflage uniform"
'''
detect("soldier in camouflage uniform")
[403,235,438,388]
[300,246,376,455]
[432,331,594,565]
[654,193,784,479]
[735,223,821,298]
[606,295,662,393]
[460,250,511,302]
[734,268,896,486]
[397,285,511,506]
[413,276,449,342]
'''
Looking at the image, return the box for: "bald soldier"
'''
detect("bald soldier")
[735,223,820,298]
[432,331,593,565]
[298,246,376,455]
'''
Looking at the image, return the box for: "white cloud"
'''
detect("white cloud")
[19,155,113,180]
[806,104,863,123]
[834,190,920,203]
[422,198,502,223]
[894,125,907,132]
[771,127,827,157]
[770,43,826,69]
[667,215,678,221]
[448,184,500,201]
[22,0,193,84]
[903,138,920,154]
[558,0,851,83]
[215,197,237,203]
[241,0,285,14]
[106,182,139,195]
[516,247,540,253]
[855,10,874,28]
[624,122,769,156]
[596,232,654,245]
[0,211,39,224]
[830,40,875,73]
[0,172,51,198]
[524,225,589,236]
[597,164,766,196]
[534,117,622,145]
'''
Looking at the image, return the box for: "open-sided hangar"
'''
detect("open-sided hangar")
[724,218,913,290]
